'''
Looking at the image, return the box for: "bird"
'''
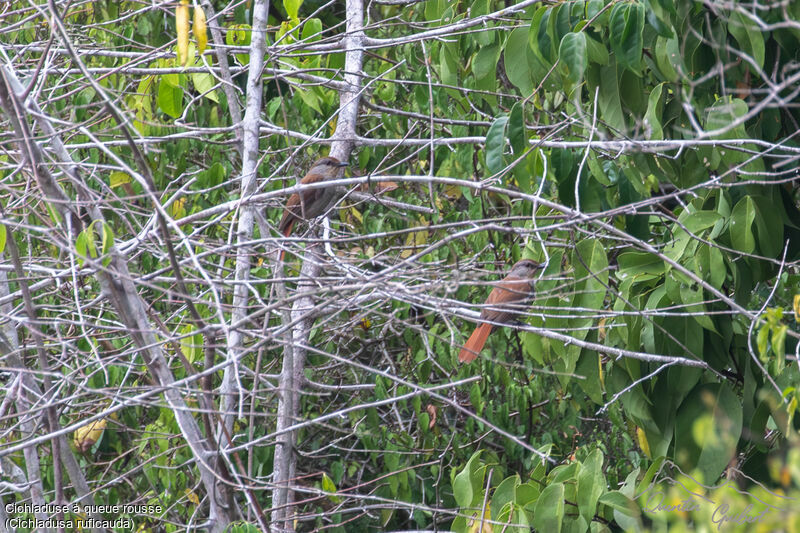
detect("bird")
[458,259,542,363]
[277,157,348,259]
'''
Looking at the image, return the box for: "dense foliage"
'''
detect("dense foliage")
[1,0,800,531]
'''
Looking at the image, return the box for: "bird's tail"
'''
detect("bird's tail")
[278,219,295,261]
[458,323,492,363]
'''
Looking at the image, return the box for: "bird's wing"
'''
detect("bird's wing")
[481,276,533,323]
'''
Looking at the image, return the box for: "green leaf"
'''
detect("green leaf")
[676,383,743,483]
[585,35,609,66]
[158,77,184,119]
[505,26,535,94]
[321,473,341,503]
[609,2,645,72]
[453,451,483,508]
[654,36,680,81]
[535,8,555,62]
[681,286,716,333]
[99,222,114,267]
[617,252,664,278]
[643,83,664,140]
[644,0,674,37]
[757,324,769,361]
[548,4,571,52]
[301,17,322,42]
[283,0,302,20]
[598,490,638,515]
[486,115,509,175]
[491,475,520,522]
[597,62,625,132]
[473,43,500,81]
[751,195,784,258]
[728,10,765,70]
[559,32,587,86]
[439,41,459,87]
[729,196,756,253]
[576,449,605,523]
[191,72,219,103]
[705,97,748,138]
[532,482,564,532]
[528,7,551,63]
[508,102,526,157]
[0,225,6,255]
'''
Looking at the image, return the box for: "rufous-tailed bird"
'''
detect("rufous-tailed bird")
[277,157,348,259]
[458,259,542,363]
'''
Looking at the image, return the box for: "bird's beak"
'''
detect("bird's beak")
[337,161,349,167]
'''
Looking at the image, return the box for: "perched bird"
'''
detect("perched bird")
[458,259,542,363]
[278,157,348,258]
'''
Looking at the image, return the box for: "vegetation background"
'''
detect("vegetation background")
[1,0,800,531]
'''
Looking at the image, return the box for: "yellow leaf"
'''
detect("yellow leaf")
[636,427,651,459]
[184,488,200,506]
[793,294,800,321]
[467,508,493,533]
[171,197,187,219]
[109,171,131,188]
[73,418,107,453]
[350,206,363,224]
[193,6,208,54]
[443,184,462,200]
[176,0,190,66]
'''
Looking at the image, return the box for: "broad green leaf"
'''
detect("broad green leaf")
[321,473,341,503]
[283,0,302,20]
[473,42,500,81]
[617,251,664,278]
[536,8,555,62]
[158,77,184,119]
[643,83,664,140]
[0,225,6,255]
[705,97,748,138]
[559,32,587,86]
[597,62,625,132]
[301,17,322,42]
[532,482,564,532]
[191,72,219,103]
[547,4,571,53]
[453,451,483,508]
[439,41,459,87]
[729,196,756,253]
[585,34,609,66]
[577,449,605,523]
[681,286,716,332]
[505,26,535,94]
[610,2,645,72]
[599,490,637,515]
[486,115,509,175]
[676,383,743,483]
[508,102,526,157]
[491,475,520,522]
[728,10,765,70]
[751,195,784,258]
[644,0,674,38]
[654,36,680,81]
[528,7,552,63]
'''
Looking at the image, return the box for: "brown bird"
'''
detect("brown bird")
[278,157,348,258]
[458,259,542,363]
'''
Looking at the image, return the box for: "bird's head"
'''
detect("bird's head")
[311,157,349,171]
[510,259,543,278]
